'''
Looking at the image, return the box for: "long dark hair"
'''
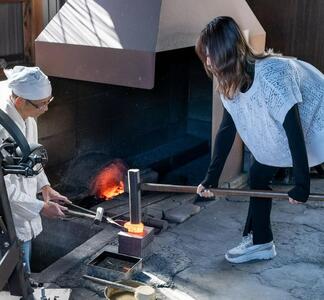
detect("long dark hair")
[196,16,270,99]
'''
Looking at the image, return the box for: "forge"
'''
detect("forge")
[27,45,239,293]
[41,46,214,196]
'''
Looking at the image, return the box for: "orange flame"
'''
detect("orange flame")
[90,160,127,200]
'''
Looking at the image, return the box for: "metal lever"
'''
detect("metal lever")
[140,183,324,201]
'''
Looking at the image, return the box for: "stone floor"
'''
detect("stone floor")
[142,178,324,300]
[68,178,324,300]
[2,179,324,300]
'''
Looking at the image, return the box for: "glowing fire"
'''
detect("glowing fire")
[90,160,127,200]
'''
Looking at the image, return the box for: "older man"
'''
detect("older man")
[0,66,70,274]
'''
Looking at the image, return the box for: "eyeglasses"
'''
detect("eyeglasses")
[25,97,54,110]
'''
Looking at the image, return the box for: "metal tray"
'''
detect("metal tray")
[87,251,142,281]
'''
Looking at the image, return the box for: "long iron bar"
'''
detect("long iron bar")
[140,183,324,201]
[128,169,142,224]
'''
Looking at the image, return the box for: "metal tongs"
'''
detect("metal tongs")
[67,202,127,231]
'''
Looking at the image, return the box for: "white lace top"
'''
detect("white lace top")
[221,56,324,167]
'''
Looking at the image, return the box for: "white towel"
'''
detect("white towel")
[4,66,51,100]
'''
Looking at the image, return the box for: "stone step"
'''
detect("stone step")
[164,203,201,223]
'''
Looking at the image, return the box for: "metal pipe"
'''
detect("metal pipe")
[128,169,142,224]
[140,183,324,201]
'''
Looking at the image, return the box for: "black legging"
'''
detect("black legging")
[243,160,278,244]
[201,105,310,244]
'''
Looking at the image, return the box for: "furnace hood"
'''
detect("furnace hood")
[35,0,265,89]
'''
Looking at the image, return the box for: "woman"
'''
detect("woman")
[195,16,324,263]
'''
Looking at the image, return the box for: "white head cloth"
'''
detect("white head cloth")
[4,66,52,101]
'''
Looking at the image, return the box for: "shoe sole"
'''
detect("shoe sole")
[225,247,277,264]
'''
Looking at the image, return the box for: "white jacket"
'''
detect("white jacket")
[0,97,49,242]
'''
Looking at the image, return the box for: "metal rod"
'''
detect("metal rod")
[140,183,324,201]
[67,210,97,220]
[68,203,96,215]
[83,275,135,293]
[67,209,126,231]
[128,169,142,224]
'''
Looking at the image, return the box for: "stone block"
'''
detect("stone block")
[118,226,154,258]
[164,203,201,223]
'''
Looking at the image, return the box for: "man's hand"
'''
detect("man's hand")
[40,201,68,218]
[197,184,215,198]
[41,185,72,205]
[288,197,303,205]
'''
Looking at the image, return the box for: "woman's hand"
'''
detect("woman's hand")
[41,185,72,205]
[288,185,309,204]
[288,197,303,205]
[197,184,215,198]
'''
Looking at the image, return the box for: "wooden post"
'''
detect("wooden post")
[31,0,43,60]
[22,0,32,64]
[0,0,43,64]
[0,69,5,80]
[23,0,43,64]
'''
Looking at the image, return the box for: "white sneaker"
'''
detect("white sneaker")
[227,234,253,256]
[225,236,276,263]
